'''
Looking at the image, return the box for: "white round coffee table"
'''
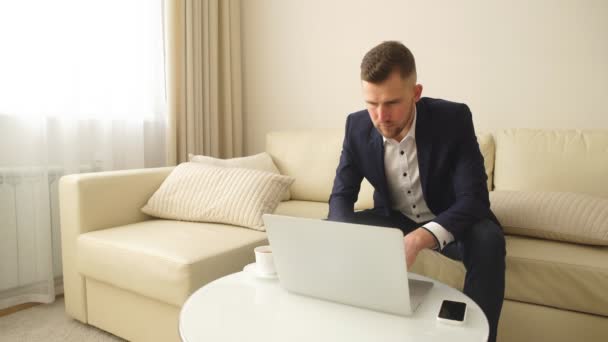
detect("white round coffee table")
[179,267,488,342]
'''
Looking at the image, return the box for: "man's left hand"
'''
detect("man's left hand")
[403,228,438,268]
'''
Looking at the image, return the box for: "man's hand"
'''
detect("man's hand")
[403,228,438,268]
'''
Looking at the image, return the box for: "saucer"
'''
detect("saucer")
[243,263,278,280]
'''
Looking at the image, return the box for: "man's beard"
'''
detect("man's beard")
[375,122,407,140]
[374,102,416,140]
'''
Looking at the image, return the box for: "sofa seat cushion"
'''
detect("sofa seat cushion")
[273,200,329,219]
[77,219,267,307]
[273,200,385,220]
[505,235,608,316]
[410,235,608,316]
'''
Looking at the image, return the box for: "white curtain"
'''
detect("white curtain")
[0,1,167,309]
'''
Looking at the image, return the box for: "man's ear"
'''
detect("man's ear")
[414,84,423,102]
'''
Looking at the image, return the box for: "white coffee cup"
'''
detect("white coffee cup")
[254,245,276,275]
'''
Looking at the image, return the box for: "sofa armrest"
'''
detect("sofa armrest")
[59,166,173,322]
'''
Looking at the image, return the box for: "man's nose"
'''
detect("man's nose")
[377,105,390,121]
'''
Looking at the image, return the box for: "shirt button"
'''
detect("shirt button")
[400,150,404,155]
[416,215,420,218]
[412,204,416,209]
[403,172,407,177]
[407,190,411,194]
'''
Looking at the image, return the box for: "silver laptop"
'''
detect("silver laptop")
[262,214,433,316]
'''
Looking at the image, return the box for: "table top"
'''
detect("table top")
[179,265,489,342]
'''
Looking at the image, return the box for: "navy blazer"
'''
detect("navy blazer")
[328,97,499,240]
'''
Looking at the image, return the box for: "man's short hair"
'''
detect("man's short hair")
[360,41,416,83]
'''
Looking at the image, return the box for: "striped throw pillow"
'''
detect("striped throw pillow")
[142,162,294,230]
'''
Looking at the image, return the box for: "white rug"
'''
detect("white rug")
[0,298,124,342]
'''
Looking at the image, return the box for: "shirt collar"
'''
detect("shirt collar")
[382,106,417,145]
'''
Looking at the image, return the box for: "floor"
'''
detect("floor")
[0,297,124,342]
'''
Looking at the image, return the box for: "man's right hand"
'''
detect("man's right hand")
[403,227,437,268]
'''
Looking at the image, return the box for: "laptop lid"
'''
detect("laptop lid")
[262,214,431,316]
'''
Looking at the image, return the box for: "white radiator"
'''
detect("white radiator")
[0,166,95,298]
[0,167,63,294]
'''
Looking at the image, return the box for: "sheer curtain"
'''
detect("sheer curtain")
[0,0,167,309]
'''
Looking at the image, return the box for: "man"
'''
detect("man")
[328,41,505,342]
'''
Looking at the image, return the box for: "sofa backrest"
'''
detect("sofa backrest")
[266,129,496,207]
[493,129,608,197]
[266,129,374,209]
[477,132,495,191]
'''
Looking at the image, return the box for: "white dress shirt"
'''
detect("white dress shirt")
[383,109,455,250]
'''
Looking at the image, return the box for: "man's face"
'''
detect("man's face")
[362,70,423,142]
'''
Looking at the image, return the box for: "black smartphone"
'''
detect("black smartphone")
[437,300,467,325]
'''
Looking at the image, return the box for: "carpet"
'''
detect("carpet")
[0,298,124,342]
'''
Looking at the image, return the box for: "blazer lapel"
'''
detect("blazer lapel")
[415,99,434,198]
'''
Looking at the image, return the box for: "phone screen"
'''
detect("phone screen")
[438,300,466,321]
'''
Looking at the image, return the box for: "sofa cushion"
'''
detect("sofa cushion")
[266,130,496,208]
[266,129,374,208]
[491,191,608,245]
[274,200,329,219]
[77,220,267,307]
[476,132,495,191]
[142,163,294,230]
[189,152,291,201]
[494,129,608,197]
[410,235,608,316]
[504,235,608,316]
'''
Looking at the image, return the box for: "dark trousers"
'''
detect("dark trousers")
[349,209,505,342]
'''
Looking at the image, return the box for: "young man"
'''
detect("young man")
[328,41,505,342]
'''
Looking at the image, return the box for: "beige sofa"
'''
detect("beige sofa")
[60,128,608,342]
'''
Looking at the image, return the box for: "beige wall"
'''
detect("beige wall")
[241,0,608,154]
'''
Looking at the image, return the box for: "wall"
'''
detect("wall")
[241,0,608,154]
